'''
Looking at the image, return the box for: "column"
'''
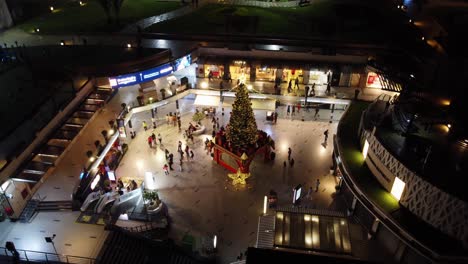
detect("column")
[368,218,380,240]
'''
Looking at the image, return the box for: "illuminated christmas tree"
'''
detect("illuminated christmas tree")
[226,84,258,151]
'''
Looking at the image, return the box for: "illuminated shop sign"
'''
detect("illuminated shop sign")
[174,54,192,71]
[109,62,175,88]
[140,64,174,82]
[108,54,193,87]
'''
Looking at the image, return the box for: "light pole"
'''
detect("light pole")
[45,234,58,256]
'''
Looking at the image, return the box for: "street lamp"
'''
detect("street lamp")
[45,234,58,255]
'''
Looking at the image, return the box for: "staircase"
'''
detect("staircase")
[18,199,40,223]
[37,200,73,211]
[97,226,215,264]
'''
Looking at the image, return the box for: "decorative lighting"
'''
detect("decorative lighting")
[144,172,155,190]
[126,43,132,48]
[149,97,153,103]
[200,81,208,89]
[410,74,414,78]
[421,37,425,41]
[79,1,84,5]
[49,6,54,11]
[89,156,95,162]
[228,168,250,185]
[409,19,412,23]
[247,84,253,90]
[397,5,400,9]
[390,177,405,201]
[213,235,217,249]
[35,28,40,33]
[109,129,114,136]
[60,41,65,46]
[362,139,369,159]
[447,124,452,129]
[263,196,267,215]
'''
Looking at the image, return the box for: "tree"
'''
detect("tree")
[113,0,125,26]
[192,112,206,124]
[97,0,113,24]
[226,84,258,151]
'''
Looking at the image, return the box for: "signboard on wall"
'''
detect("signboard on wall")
[174,54,192,71]
[108,53,193,88]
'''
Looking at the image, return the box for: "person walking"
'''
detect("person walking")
[306,186,313,200]
[292,105,296,116]
[147,136,153,148]
[315,179,321,192]
[151,133,156,145]
[274,112,278,124]
[290,158,295,168]
[287,80,292,93]
[326,83,331,95]
[297,102,301,113]
[165,149,169,160]
[178,141,182,153]
[324,129,329,142]
[169,153,174,170]
[185,145,190,160]
[288,147,292,160]
[283,161,287,168]
[287,105,291,116]
[314,108,320,118]
[294,78,300,90]
[312,83,316,96]
[179,159,183,172]
[142,121,148,131]
[190,150,194,161]
[158,133,162,144]
[163,164,169,175]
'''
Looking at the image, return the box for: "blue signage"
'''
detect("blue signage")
[109,62,174,88]
[108,54,192,88]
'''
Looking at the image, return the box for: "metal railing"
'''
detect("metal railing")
[0,247,96,264]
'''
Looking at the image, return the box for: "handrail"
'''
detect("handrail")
[333,102,468,262]
[0,246,96,263]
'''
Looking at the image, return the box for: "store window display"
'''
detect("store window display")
[256,67,276,82]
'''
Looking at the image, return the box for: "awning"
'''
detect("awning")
[194,95,220,107]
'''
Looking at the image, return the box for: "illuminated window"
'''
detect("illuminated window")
[362,140,369,159]
[391,177,405,201]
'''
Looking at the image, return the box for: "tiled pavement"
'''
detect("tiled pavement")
[116,96,344,263]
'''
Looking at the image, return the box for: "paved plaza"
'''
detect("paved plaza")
[116,94,344,262]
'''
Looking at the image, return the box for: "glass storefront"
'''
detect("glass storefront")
[308,70,329,85]
[256,67,276,82]
[229,60,250,84]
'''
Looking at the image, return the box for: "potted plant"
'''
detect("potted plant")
[192,111,206,125]
[143,190,161,210]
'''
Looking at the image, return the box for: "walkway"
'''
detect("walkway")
[116,96,345,263]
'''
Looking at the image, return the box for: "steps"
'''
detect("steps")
[37,200,73,211]
[97,226,214,264]
[18,199,40,223]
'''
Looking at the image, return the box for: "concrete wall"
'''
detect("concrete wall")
[363,130,468,249]
[0,0,13,30]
